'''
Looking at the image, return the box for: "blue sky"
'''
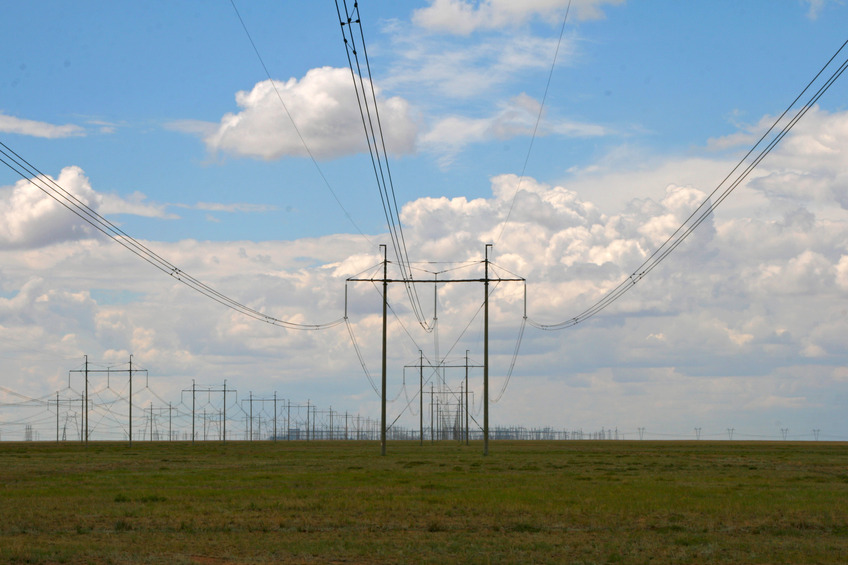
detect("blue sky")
[3,1,848,440]
[5,0,843,242]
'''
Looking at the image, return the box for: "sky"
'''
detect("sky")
[2,0,848,441]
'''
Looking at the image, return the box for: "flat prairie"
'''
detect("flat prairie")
[1,440,846,564]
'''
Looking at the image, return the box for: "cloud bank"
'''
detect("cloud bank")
[3,108,848,438]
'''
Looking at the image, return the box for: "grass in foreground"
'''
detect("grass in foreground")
[1,440,847,564]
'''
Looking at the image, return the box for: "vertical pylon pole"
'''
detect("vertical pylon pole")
[381,244,388,456]
[84,355,88,444]
[465,349,470,446]
[430,383,434,443]
[419,350,424,446]
[129,354,133,446]
[484,244,491,456]
[191,379,196,443]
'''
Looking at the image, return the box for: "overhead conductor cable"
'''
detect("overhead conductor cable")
[334,0,432,332]
[529,37,848,331]
[0,142,344,330]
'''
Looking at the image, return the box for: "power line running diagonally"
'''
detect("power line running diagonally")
[334,0,433,333]
[496,0,573,246]
[0,142,344,331]
[529,37,848,331]
[228,0,374,246]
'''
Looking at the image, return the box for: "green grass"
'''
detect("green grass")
[1,440,847,564]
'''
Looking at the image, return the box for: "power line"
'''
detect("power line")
[0,142,344,331]
[529,37,848,331]
[334,0,432,332]
[343,317,381,396]
[228,0,374,246]
[496,0,573,246]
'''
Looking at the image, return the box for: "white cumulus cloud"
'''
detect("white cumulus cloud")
[199,67,418,161]
[0,166,102,249]
[0,167,176,249]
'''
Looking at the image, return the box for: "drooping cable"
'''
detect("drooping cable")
[351,5,430,328]
[228,0,374,245]
[0,386,53,405]
[344,273,424,397]
[0,142,345,331]
[378,281,427,356]
[529,38,848,331]
[491,316,527,403]
[344,316,381,396]
[496,0,573,246]
[434,286,489,373]
[334,0,432,332]
[402,368,420,417]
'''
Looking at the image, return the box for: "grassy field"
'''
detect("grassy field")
[1,440,847,564]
